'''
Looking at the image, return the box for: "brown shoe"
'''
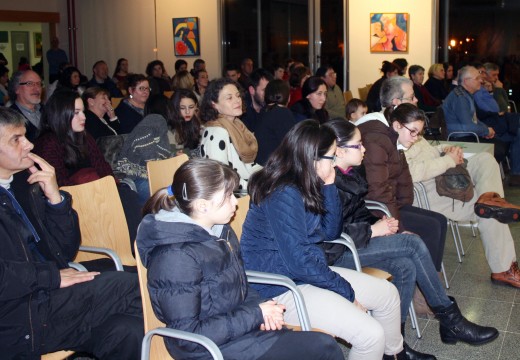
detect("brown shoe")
[491,261,520,288]
[474,192,520,223]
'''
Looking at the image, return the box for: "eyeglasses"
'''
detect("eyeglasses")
[401,123,423,137]
[19,81,42,88]
[136,86,151,92]
[319,154,336,162]
[339,144,363,150]
[399,94,416,102]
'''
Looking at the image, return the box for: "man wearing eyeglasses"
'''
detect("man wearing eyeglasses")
[8,70,43,142]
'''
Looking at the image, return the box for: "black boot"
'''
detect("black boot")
[382,349,407,360]
[401,323,437,360]
[433,296,499,345]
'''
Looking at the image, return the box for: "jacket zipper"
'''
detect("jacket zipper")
[16,227,35,351]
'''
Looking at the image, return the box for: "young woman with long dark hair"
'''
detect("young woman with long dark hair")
[169,88,202,157]
[290,76,329,124]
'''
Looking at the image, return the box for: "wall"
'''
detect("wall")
[348,0,435,95]
[0,22,43,68]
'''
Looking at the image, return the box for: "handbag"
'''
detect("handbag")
[435,155,474,203]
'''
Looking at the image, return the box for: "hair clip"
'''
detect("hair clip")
[182,183,188,200]
[167,185,174,197]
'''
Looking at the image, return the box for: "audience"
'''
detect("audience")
[199,77,261,191]
[316,65,346,119]
[9,70,43,142]
[83,87,120,139]
[86,60,122,98]
[271,63,285,80]
[346,98,367,122]
[287,65,310,107]
[242,68,273,132]
[239,57,254,89]
[223,62,242,82]
[291,76,329,124]
[0,107,143,359]
[424,63,449,102]
[393,58,408,76]
[137,158,343,360]
[145,60,171,95]
[168,88,202,158]
[115,73,149,134]
[366,60,399,112]
[483,62,510,113]
[408,64,441,112]
[46,37,68,83]
[190,58,206,76]
[443,62,455,93]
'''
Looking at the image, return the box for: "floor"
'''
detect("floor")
[339,182,520,359]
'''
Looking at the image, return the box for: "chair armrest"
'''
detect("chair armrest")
[447,132,479,142]
[141,327,224,360]
[246,270,311,331]
[323,232,362,272]
[78,245,124,271]
[68,262,88,272]
[365,200,392,218]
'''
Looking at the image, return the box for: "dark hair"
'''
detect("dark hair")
[346,98,367,120]
[170,89,202,149]
[58,66,81,90]
[193,69,209,96]
[248,119,336,214]
[301,76,326,98]
[381,61,399,77]
[0,65,9,78]
[199,77,242,122]
[0,107,25,129]
[408,65,425,78]
[265,79,290,108]
[248,68,273,89]
[174,59,188,72]
[92,60,106,71]
[289,66,310,88]
[146,60,166,77]
[315,65,333,78]
[82,87,110,110]
[144,94,174,119]
[269,63,283,75]
[223,63,240,76]
[143,158,239,216]
[294,76,329,124]
[384,103,426,127]
[8,70,25,101]
[126,73,148,91]
[323,118,357,147]
[113,58,128,77]
[41,90,88,167]
[190,59,206,76]
[393,58,408,75]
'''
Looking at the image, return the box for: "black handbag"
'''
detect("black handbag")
[435,156,474,203]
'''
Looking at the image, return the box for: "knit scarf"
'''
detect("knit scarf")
[205,116,258,163]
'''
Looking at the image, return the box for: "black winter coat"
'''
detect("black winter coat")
[0,171,80,358]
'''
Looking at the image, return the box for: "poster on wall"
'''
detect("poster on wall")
[33,32,42,58]
[173,17,200,56]
[370,13,409,53]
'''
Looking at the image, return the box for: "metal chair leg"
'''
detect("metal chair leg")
[408,302,422,338]
[454,222,465,256]
[441,261,449,289]
[449,220,462,263]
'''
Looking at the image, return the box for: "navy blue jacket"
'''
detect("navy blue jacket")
[240,184,355,301]
[137,210,280,360]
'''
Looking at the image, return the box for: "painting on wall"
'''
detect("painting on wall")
[33,32,42,58]
[370,13,409,53]
[173,17,200,56]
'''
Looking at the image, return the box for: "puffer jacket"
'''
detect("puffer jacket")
[1,171,80,358]
[136,209,280,360]
[356,113,414,218]
[240,184,355,301]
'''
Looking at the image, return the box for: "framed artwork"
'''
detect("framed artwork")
[173,17,200,56]
[33,32,42,58]
[370,13,409,53]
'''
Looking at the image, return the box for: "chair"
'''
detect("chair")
[146,154,189,196]
[508,99,517,113]
[358,84,372,102]
[344,90,353,103]
[164,91,174,99]
[111,97,123,109]
[60,176,136,269]
[135,241,312,359]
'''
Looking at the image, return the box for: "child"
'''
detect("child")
[346,98,367,122]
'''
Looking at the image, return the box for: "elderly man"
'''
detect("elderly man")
[316,65,346,119]
[241,68,273,133]
[86,60,122,98]
[483,62,510,113]
[443,65,520,185]
[0,107,143,358]
[8,70,43,142]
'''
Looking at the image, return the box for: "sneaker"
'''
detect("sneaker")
[474,192,520,223]
[491,262,520,288]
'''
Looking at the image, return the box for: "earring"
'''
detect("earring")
[129,94,133,99]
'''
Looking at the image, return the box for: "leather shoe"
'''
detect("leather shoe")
[491,261,520,288]
[474,192,520,223]
[405,343,437,360]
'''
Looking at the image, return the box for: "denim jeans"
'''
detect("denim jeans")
[334,233,452,323]
[497,131,520,174]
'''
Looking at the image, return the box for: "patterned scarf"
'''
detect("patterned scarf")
[205,116,258,163]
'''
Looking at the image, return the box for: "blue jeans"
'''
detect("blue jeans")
[334,233,451,323]
[497,131,520,174]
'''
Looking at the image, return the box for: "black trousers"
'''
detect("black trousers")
[39,271,143,360]
[400,204,447,271]
[257,331,343,360]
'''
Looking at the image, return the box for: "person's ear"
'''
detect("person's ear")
[193,198,208,215]
[392,121,401,132]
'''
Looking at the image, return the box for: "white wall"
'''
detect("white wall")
[349,0,435,95]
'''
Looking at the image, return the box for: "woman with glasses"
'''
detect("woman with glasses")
[323,119,498,359]
[115,74,150,134]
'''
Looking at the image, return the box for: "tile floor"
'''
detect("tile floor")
[339,183,520,359]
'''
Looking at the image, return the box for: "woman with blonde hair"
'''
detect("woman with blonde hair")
[424,63,448,101]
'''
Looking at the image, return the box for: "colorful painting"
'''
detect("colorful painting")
[173,17,200,56]
[370,13,409,53]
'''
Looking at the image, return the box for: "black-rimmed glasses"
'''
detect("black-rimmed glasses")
[401,123,423,137]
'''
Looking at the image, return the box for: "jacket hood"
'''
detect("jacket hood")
[354,110,388,127]
[137,207,226,267]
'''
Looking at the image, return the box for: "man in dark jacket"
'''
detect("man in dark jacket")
[0,108,143,359]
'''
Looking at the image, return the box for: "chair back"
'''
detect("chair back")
[111,97,123,109]
[147,154,189,196]
[229,195,250,241]
[60,176,136,266]
[358,84,372,102]
[135,243,172,359]
[164,91,174,99]
[344,90,353,103]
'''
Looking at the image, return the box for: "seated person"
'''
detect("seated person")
[316,65,345,119]
[287,65,310,108]
[199,78,262,191]
[83,87,120,139]
[168,89,203,158]
[366,61,399,112]
[0,107,143,359]
[409,65,441,112]
[324,119,498,358]
[241,120,406,359]
[115,74,149,134]
[424,63,448,102]
[136,158,343,360]
[145,60,171,95]
[483,62,510,113]
[255,79,296,166]
[291,76,329,124]
[346,98,367,123]
[86,60,122,98]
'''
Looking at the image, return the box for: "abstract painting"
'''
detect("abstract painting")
[173,17,200,56]
[370,13,409,53]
